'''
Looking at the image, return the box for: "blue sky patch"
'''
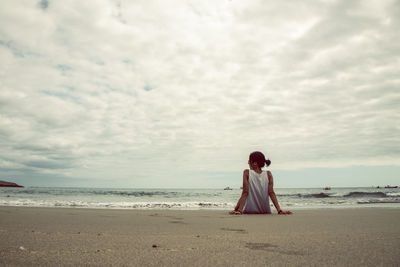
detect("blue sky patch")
[56,64,71,72]
[39,0,49,10]
[0,40,25,57]
[41,90,80,103]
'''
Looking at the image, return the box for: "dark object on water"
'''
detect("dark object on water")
[224,187,233,190]
[311,193,330,198]
[323,187,331,190]
[152,244,158,248]
[384,185,398,189]
[0,180,23,187]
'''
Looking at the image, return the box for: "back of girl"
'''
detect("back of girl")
[244,167,271,214]
[229,151,292,215]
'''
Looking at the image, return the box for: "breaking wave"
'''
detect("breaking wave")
[278,192,389,199]
[0,199,232,209]
[2,187,399,210]
[344,192,387,198]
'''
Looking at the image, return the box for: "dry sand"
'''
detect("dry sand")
[0,207,399,266]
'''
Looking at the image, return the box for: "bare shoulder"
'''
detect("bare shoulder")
[243,169,250,175]
[266,170,273,179]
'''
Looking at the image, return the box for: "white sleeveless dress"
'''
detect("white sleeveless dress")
[243,169,272,214]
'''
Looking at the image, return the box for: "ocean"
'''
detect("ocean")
[1,187,399,210]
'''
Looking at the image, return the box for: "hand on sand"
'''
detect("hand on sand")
[229,210,242,215]
[278,210,293,215]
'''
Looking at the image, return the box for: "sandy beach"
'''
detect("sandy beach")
[0,207,399,266]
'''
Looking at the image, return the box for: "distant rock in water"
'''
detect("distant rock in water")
[0,180,24,187]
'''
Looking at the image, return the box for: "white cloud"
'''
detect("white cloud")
[0,0,399,187]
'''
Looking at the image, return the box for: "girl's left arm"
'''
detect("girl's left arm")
[231,170,249,214]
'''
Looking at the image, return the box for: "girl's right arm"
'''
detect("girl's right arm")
[230,169,249,214]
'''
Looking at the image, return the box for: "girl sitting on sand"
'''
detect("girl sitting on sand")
[230,151,292,215]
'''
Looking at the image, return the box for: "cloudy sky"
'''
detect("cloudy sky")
[0,0,399,188]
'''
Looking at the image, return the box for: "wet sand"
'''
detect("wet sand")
[0,207,399,266]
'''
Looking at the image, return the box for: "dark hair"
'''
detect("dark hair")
[249,151,271,168]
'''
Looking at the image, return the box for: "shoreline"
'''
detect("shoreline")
[0,202,400,213]
[1,207,399,266]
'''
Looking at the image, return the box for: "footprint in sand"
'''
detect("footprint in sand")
[169,220,187,224]
[245,242,277,250]
[245,242,304,255]
[220,227,248,234]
